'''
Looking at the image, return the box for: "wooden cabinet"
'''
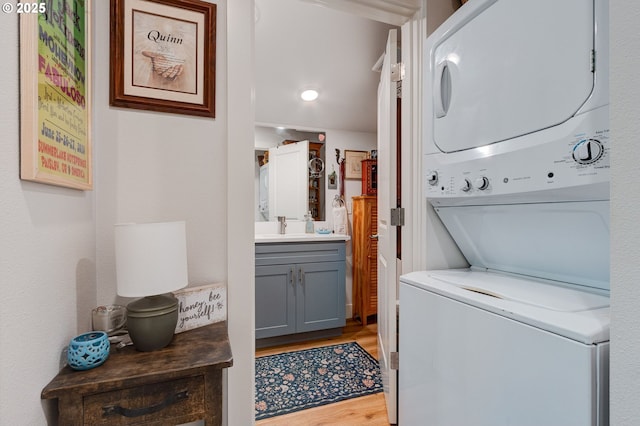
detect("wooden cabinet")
[352,196,378,325]
[255,241,346,346]
[282,140,325,220]
[361,159,377,196]
[41,322,233,425]
[308,142,324,220]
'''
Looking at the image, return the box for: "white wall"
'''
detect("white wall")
[92,0,228,307]
[0,11,96,425]
[325,129,376,317]
[324,129,377,224]
[93,0,255,424]
[0,0,256,424]
[610,3,640,425]
[226,0,256,424]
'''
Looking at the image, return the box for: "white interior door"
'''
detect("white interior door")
[268,141,309,220]
[378,29,398,425]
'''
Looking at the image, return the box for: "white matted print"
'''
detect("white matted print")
[125,0,202,103]
[344,150,368,179]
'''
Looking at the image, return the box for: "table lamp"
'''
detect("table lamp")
[115,221,188,351]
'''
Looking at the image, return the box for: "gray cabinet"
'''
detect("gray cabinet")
[255,242,346,342]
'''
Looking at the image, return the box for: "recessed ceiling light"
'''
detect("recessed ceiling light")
[301,90,319,102]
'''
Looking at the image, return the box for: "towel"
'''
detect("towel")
[333,206,348,235]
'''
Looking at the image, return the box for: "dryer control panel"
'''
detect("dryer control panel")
[425,106,610,206]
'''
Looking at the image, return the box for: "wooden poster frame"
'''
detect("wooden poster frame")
[19,1,93,190]
[110,0,217,118]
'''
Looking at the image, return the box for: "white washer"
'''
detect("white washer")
[400,0,610,424]
[400,269,609,426]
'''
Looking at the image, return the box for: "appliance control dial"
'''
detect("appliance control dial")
[572,139,604,165]
[474,177,490,190]
[461,179,472,192]
[427,171,439,186]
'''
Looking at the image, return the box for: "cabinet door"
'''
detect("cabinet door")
[296,261,346,333]
[255,264,296,339]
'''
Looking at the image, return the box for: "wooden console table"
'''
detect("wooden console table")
[42,322,233,425]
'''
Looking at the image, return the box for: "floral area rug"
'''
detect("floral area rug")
[255,342,383,420]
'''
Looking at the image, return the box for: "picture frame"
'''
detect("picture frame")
[344,150,368,179]
[328,169,338,189]
[19,1,93,190]
[110,0,216,118]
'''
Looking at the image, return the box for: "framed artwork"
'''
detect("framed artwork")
[19,1,93,190]
[110,0,216,118]
[328,168,338,189]
[344,150,368,179]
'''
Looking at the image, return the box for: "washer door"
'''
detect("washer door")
[429,0,594,153]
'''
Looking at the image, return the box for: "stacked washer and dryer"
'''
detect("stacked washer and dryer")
[399,0,610,425]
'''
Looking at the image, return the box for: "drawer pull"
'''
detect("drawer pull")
[102,390,189,418]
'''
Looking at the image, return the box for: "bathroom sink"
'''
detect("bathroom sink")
[254,233,350,243]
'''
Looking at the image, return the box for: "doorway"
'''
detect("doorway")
[253,1,411,424]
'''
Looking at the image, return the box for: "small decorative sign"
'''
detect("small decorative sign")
[172,283,226,333]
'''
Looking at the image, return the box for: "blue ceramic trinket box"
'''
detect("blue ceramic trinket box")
[67,331,110,371]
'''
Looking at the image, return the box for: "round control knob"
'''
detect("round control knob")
[461,179,472,192]
[572,139,604,165]
[474,176,490,190]
[427,171,438,186]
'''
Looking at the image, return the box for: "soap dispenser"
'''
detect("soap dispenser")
[305,211,314,234]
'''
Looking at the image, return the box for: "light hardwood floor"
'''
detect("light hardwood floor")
[255,320,391,426]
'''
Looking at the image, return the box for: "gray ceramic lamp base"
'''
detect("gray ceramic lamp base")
[126,293,179,352]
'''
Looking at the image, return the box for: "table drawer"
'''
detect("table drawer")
[83,375,205,424]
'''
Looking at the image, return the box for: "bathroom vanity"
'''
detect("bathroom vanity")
[254,234,349,347]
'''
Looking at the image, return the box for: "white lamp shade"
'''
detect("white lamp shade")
[115,221,188,297]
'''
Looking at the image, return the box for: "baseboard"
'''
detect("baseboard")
[256,327,343,349]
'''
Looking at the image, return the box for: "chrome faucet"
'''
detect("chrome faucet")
[277,216,287,234]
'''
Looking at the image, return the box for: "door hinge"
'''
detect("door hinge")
[591,49,596,73]
[391,62,405,82]
[390,207,405,227]
[390,351,399,370]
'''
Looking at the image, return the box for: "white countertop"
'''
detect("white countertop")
[254,233,351,244]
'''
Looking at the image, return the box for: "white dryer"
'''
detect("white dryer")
[400,0,610,425]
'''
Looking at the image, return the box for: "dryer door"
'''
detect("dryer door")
[429,0,594,153]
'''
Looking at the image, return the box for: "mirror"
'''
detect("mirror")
[255,126,326,222]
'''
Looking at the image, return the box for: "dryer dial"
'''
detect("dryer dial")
[572,139,604,165]
[474,177,490,190]
[427,171,439,186]
[461,179,472,192]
